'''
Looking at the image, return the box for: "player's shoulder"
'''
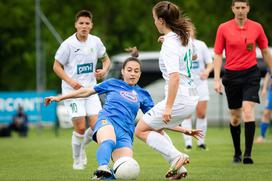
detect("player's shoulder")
[164,32,179,43]
[134,85,151,96]
[60,34,77,47]
[247,19,263,28]
[218,19,234,28]
[163,32,181,49]
[104,78,124,86]
[194,39,206,47]
[87,34,102,42]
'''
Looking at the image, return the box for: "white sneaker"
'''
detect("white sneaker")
[73,159,85,170]
[81,148,87,166]
[165,153,189,178]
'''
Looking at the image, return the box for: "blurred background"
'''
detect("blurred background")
[0,0,272,127]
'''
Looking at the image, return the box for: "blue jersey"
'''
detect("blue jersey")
[94,78,154,137]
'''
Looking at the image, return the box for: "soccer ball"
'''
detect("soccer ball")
[113,157,140,180]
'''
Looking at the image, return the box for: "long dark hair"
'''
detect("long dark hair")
[153,1,190,46]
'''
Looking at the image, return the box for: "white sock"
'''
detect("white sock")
[146,131,180,164]
[72,131,84,160]
[196,117,207,145]
[83,127,93,146]
[181,119,192,147]
[162,132,173,145]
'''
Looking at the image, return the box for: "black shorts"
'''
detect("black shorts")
[222,65,261,109]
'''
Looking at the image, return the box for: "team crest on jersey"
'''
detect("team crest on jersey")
[246,43,254,51]
[120,91,138,102]
[101,120,108,125]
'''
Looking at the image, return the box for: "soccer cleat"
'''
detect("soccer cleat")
[243,156,254,164]
[92,165,113,180]
[254,136,264,144]
[91,175,115,180]
[165,153,189,178]
[73,159,85,170]
[168,166,187,180]
[197,144,208,150]
[185,145,192,151]
[233,155,242,164]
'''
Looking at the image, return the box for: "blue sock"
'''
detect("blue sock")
[96,140,116,166]
[260,122,269,138]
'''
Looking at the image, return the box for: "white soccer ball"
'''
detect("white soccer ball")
[113,157,140,180]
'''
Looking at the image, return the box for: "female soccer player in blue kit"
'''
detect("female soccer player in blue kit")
[45,57,153,179]
[45,56,201,180]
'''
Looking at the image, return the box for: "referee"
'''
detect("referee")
[213,0,272,164]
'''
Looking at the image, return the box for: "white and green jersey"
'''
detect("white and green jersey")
[159,31,195,95]
[55,33,107,93]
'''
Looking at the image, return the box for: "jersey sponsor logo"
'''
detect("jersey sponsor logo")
[120,91,138,102]
[192,61,199,69]
[77,63,93,74]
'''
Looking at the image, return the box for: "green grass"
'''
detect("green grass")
[0,127,272,181]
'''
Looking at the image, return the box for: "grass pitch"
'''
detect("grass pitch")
[0,126,271,181]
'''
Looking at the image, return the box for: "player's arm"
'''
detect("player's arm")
[53,60,82,90]
[95,55,111,80]
[261,72,270,98]
[44,87,97,106]
[213,53,223,94]
[166,126,203,140]
[163,72,179,123]
[200,62,213,80]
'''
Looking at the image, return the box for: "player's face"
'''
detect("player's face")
[152,10,164,34]
[75,16,93,39]
[121,61,141,86]
[232,2,250,21]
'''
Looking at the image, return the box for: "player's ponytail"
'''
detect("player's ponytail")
[153,1,190,46]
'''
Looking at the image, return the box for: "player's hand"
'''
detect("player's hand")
[261,89,267,98]
[157,36,164,43]
[214,79,223,95]
[185,129,203,140]
[70,80,82,90]
[44,96,61,106]
[162,107,172,124]
[200,70,209,80]
[95,69,107,80]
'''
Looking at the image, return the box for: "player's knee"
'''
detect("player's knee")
[230,116,240,125]
[196,112,206,119]
[135,127,141,139]
[76,127,86,135]
[243,111,254,121]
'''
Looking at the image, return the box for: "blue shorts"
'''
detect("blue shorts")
[92,117,133,149]
[265,89,272,110]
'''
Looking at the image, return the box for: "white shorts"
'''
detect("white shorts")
[63,94,102,119]
[196,80,209,101]
[142,95,198,130]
